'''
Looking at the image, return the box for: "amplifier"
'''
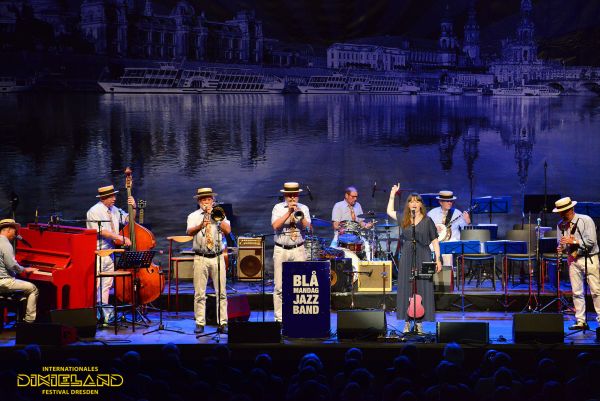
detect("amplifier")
[237,237,264,281]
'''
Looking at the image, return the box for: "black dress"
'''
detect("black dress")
[395,213,437,321]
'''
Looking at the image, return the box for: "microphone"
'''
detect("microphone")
[537,217,541,226]
[371,181,377,198]
[16,235,32,247]
[411,209,415,218]
[306,185,314,201]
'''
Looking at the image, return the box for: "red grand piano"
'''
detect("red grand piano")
[16,223,97,311]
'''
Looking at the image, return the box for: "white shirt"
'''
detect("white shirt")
[86,201,128,250]
[427,206,467,241]
[271,202,311,246]
[187,209,230,253]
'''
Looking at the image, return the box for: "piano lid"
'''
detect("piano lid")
[16,248,71,269]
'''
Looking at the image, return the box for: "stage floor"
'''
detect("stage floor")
[1,310,598,348]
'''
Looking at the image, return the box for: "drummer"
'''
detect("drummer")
[331,186,373,248]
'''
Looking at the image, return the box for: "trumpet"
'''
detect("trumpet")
[293,210,304,222]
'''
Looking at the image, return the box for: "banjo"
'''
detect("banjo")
[436,204,478,242]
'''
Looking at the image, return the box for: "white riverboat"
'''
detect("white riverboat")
[492,85,561,97]
[98,65,285,94]
[297,73,420,94]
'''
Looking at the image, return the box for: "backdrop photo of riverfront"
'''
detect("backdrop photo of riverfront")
[1,92,599,269]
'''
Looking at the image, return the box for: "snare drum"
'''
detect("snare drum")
[338,233,364,253]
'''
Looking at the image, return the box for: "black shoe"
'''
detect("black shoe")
[217,324,228,334]
[568,321,589,330]
[194,324,204,334]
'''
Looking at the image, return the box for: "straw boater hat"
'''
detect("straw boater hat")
[436,190,457,201]
[194,187,217,199]
[553,197,577,213]
[280,182,303,193]
[0,218,20,230]
[96,185,119,198]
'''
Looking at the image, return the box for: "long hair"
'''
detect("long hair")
[401,193,427,229]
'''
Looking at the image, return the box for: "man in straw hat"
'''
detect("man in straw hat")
[86,184,136,324]
[0,219,39,323]
[187,187,231,334]
[271,182,311,322]
[554,196,599,330]
[427,190,471,267]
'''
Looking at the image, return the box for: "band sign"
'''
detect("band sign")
[283,261,330,338]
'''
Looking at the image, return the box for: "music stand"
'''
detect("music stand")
[117,250,156,326]
[441,241,480,314]
[472,196,511,224]
[484,240,526,312]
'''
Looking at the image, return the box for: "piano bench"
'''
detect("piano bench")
[0,290,26,332]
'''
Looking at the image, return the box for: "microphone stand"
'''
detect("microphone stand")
[407,211,418,334]
[197,220,226,342]
[566,223,591,336]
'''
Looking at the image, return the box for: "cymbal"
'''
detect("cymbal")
[375,222,398,229]
[311,217,331,228]
[357,211,388,219]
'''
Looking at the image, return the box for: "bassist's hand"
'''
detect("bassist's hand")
[122,236,132,247]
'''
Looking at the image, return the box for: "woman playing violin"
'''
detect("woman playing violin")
[387,184,442,334]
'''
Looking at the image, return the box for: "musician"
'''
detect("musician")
[187,187,230,334]
[87,185,136,324]
[331,186,373,247]
[427,190,471,267]
[387,185,441,334]
[271,182,311,323]
[0,219,39,323]
[554,197,600,330]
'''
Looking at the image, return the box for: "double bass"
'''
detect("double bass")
[115,167,164,304]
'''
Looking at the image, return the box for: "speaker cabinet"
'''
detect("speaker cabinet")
[228,321,281,343]
[206,294,251,324]
[337,309,385,340]
[330,258,353,293]
[237,237,264,281]
[171,254,194,280]
[436,322,489,344]
[513,313,564,343]
[16,323,77,346]
[433,266,454,292]
[357,261,392,292]
[50,308,97,338]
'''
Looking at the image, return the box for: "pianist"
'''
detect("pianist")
[86,185,136,324]
[0,218,39,323]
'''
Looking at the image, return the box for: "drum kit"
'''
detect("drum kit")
[307,212,398,287]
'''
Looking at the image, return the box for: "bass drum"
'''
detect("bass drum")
[333,247,361,281]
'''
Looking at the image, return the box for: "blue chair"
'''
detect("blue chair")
[459,230,496,290]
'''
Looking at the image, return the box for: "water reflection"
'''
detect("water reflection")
[0,93,599,253]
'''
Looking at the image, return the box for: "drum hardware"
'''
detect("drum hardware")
[375,222,398,229]
[357,211,389,220]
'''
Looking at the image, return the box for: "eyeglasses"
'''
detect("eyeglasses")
[347,194,358,198]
